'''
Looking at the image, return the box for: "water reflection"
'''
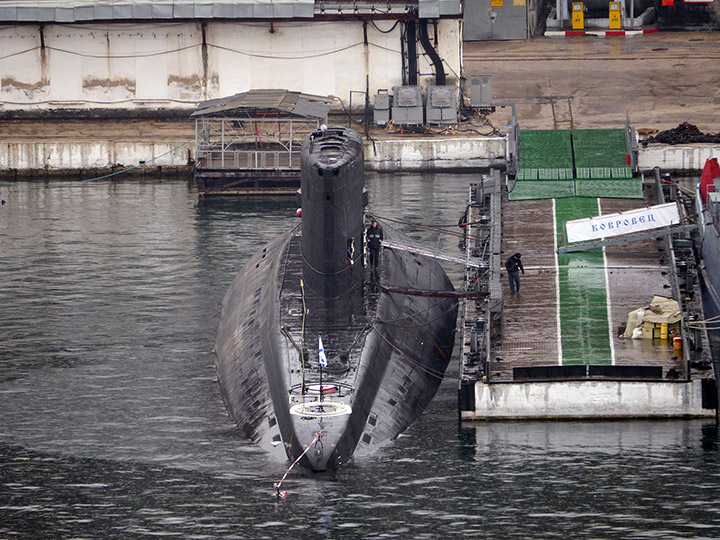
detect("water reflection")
[1,176,719,539]
[701,423,719,452]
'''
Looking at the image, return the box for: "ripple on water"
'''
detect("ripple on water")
[1,177,719,539]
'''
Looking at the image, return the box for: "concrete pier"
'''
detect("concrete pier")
[1,118,717,179]
[0,119,194,177]
[472,379,709,419]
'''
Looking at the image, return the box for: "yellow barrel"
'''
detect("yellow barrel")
[660,323,668,340]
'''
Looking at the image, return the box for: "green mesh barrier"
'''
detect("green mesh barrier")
[516,128,639,200]
[519,130,573,170]
[611,167,633,179]
[508,180,575,200]
[573,129,629,170]
[574,178,643,199]
[555,198,612,365]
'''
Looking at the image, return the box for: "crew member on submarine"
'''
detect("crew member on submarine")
[366,219,383,280]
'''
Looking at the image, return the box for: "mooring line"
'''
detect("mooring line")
[274,430,323,499]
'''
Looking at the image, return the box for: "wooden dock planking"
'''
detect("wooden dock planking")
[600,194,682,372]
[493,198,559,380]
[490,185,683,381]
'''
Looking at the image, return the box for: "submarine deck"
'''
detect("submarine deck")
[278,231,380,374]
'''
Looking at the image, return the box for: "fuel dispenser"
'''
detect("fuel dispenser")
[572,2,584,30]
[609,1,622,29]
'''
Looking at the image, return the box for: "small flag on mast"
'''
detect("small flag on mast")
[318,334,327,368]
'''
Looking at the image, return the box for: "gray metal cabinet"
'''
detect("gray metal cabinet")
[463,0,535,41]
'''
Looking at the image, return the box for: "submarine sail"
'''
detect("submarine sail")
[215,126,458,471]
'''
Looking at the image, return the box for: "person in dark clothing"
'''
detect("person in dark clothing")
[366,220,383,273]
[505,252,524,294]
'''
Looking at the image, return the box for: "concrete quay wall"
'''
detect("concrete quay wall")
[638,143,720,173]
[463,379,714,420]
[0,140,193,177]
[364,136,507,171]
[1,135,716,176]
[0,135,508,176]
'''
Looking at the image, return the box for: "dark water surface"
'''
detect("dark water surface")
[1,175,719,539]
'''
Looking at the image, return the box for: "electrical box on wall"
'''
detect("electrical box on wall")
[391,86,424,125]
[373,89,391,126]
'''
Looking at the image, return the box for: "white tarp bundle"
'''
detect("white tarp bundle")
[566,202,680,244]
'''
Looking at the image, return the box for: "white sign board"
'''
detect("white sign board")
[565,202,680,244]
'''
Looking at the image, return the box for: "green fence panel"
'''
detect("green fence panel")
[508,180,576,200]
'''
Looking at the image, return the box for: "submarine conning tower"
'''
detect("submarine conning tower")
[300,126,366,297]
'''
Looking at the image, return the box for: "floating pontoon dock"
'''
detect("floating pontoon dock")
[459,129,717,419]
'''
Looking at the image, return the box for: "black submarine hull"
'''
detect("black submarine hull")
[215,127,458,470]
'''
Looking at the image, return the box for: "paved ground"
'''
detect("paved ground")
[0,119,194,142]
[1,31,718,143]
[463,31,720,133]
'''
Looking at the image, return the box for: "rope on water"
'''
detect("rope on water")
[274,430,323,499]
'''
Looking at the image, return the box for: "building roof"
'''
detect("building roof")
[0,1,315,22]
[192,89,333,120]
[0,0,461,22]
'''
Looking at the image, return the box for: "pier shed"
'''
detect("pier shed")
[192,89,332,195]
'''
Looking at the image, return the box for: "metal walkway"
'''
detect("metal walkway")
[555,197,612,365]
[382,239,488,269]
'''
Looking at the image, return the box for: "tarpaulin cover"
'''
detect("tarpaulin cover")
[622,296,682,338]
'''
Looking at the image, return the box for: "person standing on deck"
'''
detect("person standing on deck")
[505,253,524,294]
[366,220,383,278]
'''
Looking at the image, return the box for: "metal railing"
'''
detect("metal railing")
[197,150,301,170]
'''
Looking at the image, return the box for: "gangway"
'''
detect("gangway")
[382,239,488,269]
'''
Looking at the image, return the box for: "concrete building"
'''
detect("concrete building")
[0,0,462,113]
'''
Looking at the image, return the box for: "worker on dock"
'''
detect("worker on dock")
[505,253,524,294]
[366,220,384,278]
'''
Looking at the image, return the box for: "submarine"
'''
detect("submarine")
[215,126,458,471]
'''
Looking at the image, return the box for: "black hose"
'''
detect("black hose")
[418,20,446,86]
[406,20,417,86]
